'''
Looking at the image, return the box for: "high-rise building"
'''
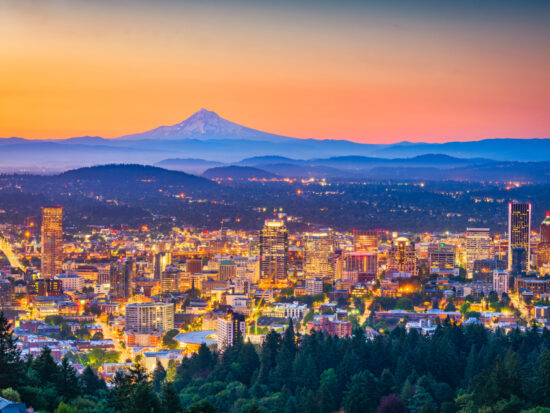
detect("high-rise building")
[303,230,334,279]
[428,244,456,271]
[465,228,493,277]
[110,259,136,299]
[493,269,509,296]
[259,219,288,280]
[388,236,416,274]
[508,202,532,273]
[153,252,171,279]
[538,213,550,268]
[541,212,550,244]
[353,230,378,253]
[41,206,63,278]
[125,302,174,333]
[217,312,246,352]
[341,252,377,282]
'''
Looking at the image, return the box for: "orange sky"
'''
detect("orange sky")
[1,0,549,142]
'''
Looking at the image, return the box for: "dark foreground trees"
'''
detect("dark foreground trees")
[4,309,550,412]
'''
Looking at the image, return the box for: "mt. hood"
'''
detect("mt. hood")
[118,108,291,142]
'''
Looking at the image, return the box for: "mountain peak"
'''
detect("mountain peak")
[118,109,291,142]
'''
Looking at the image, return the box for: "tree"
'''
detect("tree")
[161,381,182,413]
[163,329,180,349]
[186,400,218,413]
[32,346,59,383]
[0,311,23,389]
[54,402,79,413]
[166,359,178,382]
[56,357,81,400]
[318,368,339,413]
[376,394,406,413]
[80,365,106,396]
[0,387,21,403]
[153,360,167,392]
[535,350,550,407]
[343,370,380,413]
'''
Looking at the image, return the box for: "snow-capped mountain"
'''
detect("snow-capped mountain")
[118,108,291,142]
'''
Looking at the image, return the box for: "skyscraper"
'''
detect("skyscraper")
[508,202,531,273]
[541,212,550,244]
[110,259,136,299]
[303,230,334,279]
[41,206,63,278]
[465,228,493,277]
[537,213,550,268]
[259,219,288,281]
[353,230,378,253]
[388,236,416,274]
[153,252,171,279]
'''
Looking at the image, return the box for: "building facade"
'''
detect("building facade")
[508,202,531,273]
[259,219,289,281]
[125,302,175,334]
[41,206,63,278]
[303,230,334,279]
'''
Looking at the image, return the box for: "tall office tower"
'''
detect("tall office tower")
[541,213,550,243]
[259,219,288,280]
[353,230,378,253]
[341,251,377,282]
[303,230,334,279]
[109,259,136,299]
[388,236,416,274]
[41,206,63,278]
[428,244,456,271]
[508,202,532,273]
[465,228,493,277]
[538,213,550,268]
[217,312,246,352]
[153,252,171,279]
[125,302,174,333]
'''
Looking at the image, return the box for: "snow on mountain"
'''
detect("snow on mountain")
[118,108,291,142]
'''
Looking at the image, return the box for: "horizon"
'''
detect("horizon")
[1,107,549,144]
[2,0,550,143]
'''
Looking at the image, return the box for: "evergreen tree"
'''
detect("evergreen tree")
[56,357,81,400]
[153,360,167,392]
[535,350,550,407]
[32,346,60,383]
[376,394,406,413]
[317,368,339,413]
[0,311,23,389]
[161,381,182,413]
[343,370,379,413]
[80,365,106,396]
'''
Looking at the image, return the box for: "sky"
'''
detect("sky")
[1,0,549,143]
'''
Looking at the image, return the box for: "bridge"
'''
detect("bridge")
[0,235,26,272]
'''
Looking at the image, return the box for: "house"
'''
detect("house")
[0,396,29,413]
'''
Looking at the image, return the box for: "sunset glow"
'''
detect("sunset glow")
[1,0,549,142]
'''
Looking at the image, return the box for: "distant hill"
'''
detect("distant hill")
[155,158,225,175]
[1,109,549,171]
[60,164,215,190]
[202,166,278,180]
